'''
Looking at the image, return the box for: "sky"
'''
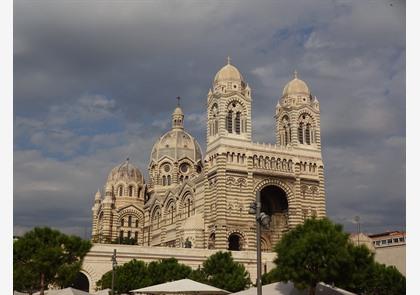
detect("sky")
[13,0,406,238]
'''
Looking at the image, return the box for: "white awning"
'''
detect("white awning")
[229,282,356,295]
[130,279,230,295]
[31,287,91,295]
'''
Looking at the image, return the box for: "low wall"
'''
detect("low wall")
[374,244,406,276]
[82,243,277,293]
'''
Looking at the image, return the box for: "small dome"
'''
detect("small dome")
[173,106,184,116]
[150,129,203,164]
[107,159,144,184]
[282,71,310,97]
[213,57,245,86]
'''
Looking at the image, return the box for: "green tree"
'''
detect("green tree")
[273,218,351,295]
[261,268,279,285]
[189,267,207,283]
[147,258,192,285]
[272,218,405,295]
[13,227,92,295]
[364,263,405,295]
[193,251,251,292]
[336,243,376,293]
[96,259,151,294]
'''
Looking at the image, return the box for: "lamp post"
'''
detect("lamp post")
[111,249,117,295]
[249,191,271,295]
[354,216,360,246]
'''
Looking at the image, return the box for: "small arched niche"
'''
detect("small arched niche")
[228,232,244,251]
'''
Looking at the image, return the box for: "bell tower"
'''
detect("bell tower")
[206,57,252,149]
[275,71,322,151]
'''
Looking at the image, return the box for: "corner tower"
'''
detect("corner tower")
[275,71,321,151]
[207,57,252,148]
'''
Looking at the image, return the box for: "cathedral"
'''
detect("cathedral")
[91,59,326,252]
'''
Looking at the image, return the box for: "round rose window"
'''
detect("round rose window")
[180,163,189,173]
[163,164,171,172]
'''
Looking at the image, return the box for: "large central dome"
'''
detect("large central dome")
[150,104,202,164]
[150,129,202,163]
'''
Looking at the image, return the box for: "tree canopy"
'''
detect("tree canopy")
[13,227,92,295]
[192,251,251,292]
[272,218,405,295]
[148,257,193,285]
[96,259,152,293]
[96,258,192,294]
[96,252,251,294]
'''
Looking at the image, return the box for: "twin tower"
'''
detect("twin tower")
[91,58,326,251]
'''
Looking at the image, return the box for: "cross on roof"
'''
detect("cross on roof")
[176,96,181,106]
[227,56,231,64]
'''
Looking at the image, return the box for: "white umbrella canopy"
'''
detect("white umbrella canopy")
[130,279,230,295]
[229,282,356,295]
[31,287,91,295]
[93,289,111,295]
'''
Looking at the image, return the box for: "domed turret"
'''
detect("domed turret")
[172,97,184,130]
[95,189,101,202]
[282,70,310,97]
[213,57,246,92]
[106,158,144,184]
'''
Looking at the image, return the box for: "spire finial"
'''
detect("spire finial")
[293,70,298,79]
[227,56,231,65]
[126,157,130,162]
[176,96,181,107]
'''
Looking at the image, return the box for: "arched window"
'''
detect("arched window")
[167,175,171,185]
[134,231,138,241]
[119,230,124,240]
[215,119,218,134]
[121,219,124,227]
[305,123,311,144]
[128,216,132,227]
[152,209,161,229]
[226,111,233,133]
[280,116,291,146]
[135,219,139,228]
[118,186,123,196]
[128,186,133,197]
[235,112,241,134]
[169,203,175,224]
[298,122,304,144]
[298,113,315,145]
[162,176,167,186]
[127,231,131,239]
[138,187,141,198]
